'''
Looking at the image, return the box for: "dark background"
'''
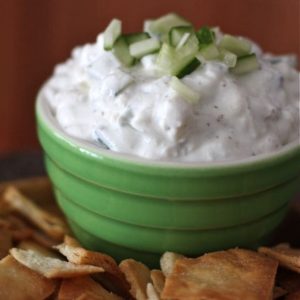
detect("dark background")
[0,0,299,154]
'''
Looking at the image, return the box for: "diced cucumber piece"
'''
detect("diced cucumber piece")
[156,43,177,74]
[104,19,122,50]
[197,26,215,45]
[149,13,191,36]
[219,49,237,67]
[219,34,251,56]
[176,32,191,50]
[156,34,199,76]
[177,58,201,78]
[144,19,154,33]
[198,44,220,61]
[129,38,161,59]
[230,53,260,75]
[124,32,150,44]
[170,76,200,103]
[113,37,135,67]
[168,26,194,47]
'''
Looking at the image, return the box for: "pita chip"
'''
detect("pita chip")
[10,248,104,279]
[0,255,56,300]
[58,276,122,300]
[161,248,278,300]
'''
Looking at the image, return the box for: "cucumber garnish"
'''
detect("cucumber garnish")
[129,38,161,59]
[220,49,237,67]
[170,76,200,103]
[148,13,191,36]
[103,19,122,50]
[197,26,215,45]
[219,34,251,56]
[156,34,199,76]
[230,53,259,75]
[103,15,258,76]
[168,26,194,47]
[113,37,135,67]
[198,44,220,61]
[124,32,150,45]
[177,58,201,78]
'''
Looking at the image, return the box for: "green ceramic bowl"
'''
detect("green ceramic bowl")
[36,90,300,266]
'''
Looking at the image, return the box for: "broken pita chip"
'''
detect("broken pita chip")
[160,251,184,277]
[119,258,151,300]
[55,235,130,297]
[259,245,300,273]
[3,186,69,241]
[10,248,104,279]
[58,276,122,300]
[0,255,56,300]
[146,283,160,300]
[0,228,12,259]
[150,269,165,295]
[18,239,61,258]
[161,248,278,300]
[64,235,82,247]
[273,286,287,299]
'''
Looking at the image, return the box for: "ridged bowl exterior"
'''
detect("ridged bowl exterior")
[36,93,300,265]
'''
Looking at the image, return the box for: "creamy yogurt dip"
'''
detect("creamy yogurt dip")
[42,15,300,162]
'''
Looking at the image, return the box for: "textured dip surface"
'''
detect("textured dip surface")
[42,30,299,162]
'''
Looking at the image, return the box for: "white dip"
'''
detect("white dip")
[42,31,300,162]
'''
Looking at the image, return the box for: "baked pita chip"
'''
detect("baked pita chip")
[18,239,61,258]
[161,248,278,300]
[150,269,165,295]
[160,251,184,276]
[0,228,12,259]
[58,276,122,300]
[64,234,82,247]
[3,186,69,241]
[0,255,56,300]
[55,235,130,297]
[146,283,160,300]
[10,248,104,279]
[259,244,300,273]
[119,258,151,300]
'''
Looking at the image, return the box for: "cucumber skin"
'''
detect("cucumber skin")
[197,26,215,45]
[219,35,251,57]
[230,54,259,75]
[113,37,135,67]
[177,58,201,78]
[156,37,199,76]
[124,32,150,45]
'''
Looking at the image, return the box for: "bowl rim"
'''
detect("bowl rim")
[36,86,300,170]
